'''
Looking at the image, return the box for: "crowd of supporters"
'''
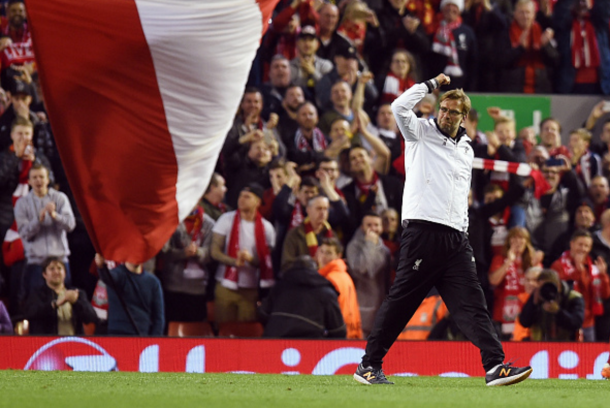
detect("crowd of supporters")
[1,0,610,342]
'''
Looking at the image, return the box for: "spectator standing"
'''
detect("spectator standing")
[211,184,275,323]
[568,129,601,189]
[591,209,610,340]
[429,0,478,91]
[496,0,559,94]
[316,3,352,62]
[550,229,610,341]
[379,49,417,104]
[200,173,229,222]
[15,163,74,301]
[316,237,363,339]
[97,256,164,336]
[346,211,391,337]
[159,206,214,324]
[289,25,333,98]
[488,227,542,339]
[25,257,97,335]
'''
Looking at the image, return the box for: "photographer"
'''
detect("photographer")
[519,269,584,341]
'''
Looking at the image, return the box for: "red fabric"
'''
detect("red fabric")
[489,255,525,325]
[407,0,437,35]
[530,169,552,199]
[223,210,274,289]
[26,0,278,263]
[509,20,544,94]
[552,251,610,328]
[380,72,416,104]
[289,200,305,230]
[338,21,366,53]
[431,17,463,76]
[303,218,333,257]
[259,188,276,221]
[354,171,379,202]
[571,18,600,69]
[295,127,327,152]
[0,18,30,42]
[183,206,204,243]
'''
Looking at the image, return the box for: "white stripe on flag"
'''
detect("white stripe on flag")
[136,0,263,220]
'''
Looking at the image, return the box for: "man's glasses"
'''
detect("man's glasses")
[439,107,463,117]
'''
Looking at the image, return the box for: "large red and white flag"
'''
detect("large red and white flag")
[25,0,278,263]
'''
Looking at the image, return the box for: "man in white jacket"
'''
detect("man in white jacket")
[353,74,533,387]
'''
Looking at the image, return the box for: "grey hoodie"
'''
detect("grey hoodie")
[14,188,75,264]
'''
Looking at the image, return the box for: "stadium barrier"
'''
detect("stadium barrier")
[0,337,607,379]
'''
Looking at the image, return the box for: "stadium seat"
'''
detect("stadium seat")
[83,323,96,336]
[217,322,264,338]
[14,320,29,335]
[168,321,215,338]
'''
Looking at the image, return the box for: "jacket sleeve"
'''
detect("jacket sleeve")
[272,185,296,226]
[196,215,215,266]
[556,293,585,332]
[14,197,41,241]
[52,192,76,232]
[390,83,429,142]
[72,289,99,325]
[323,288,347,338]
[149,277,165,336]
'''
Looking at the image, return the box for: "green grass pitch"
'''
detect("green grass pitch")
[0,371,607,408]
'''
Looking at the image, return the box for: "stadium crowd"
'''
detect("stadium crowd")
[1,0,610,342]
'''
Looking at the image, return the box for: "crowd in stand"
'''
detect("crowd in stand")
[1,0,610,342]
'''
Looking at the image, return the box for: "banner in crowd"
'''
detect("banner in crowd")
[469,95,552,134]
[26,0,278,264]
[0,337,607,380]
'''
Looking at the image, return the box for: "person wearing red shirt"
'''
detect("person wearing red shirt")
[551,229,610,341]
[488,227,542,340]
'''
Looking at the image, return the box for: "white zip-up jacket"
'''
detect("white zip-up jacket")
[391,83,473,232]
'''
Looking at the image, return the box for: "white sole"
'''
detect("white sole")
[486,368,533,386]
[353,373,373,385]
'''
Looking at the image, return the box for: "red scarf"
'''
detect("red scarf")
[381,72,416,104]
[289,200,304,229]
[509,20,544,93]
[295,127,327,152]
[571,17,600,69]
[2,150,32,267]
[355,171,379,203]
[303,217,333,257]
[222,210,274,290]
[431,17,463,77]
[184,206,204,243]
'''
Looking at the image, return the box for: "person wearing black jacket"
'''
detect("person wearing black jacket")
[519,269,585,341]
[25,257,97,335]
[469,175,526,309]
[259,256,346,338]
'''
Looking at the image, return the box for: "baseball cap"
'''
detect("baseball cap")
[241,183,265,201]
[298,25,317,39]
[336,46,358,60]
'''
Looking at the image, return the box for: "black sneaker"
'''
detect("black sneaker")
[353,364,394,385]
[485,362,533,386]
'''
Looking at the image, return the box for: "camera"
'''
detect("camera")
[539,281,558,302]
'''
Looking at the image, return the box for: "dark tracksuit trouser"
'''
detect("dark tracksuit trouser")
[362,221,505,372]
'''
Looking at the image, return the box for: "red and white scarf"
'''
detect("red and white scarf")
[431,17,463,77]
[571,18,600,69]
[289,200,304,229]
[295,127,327,152]
[2,151,31,267]
[304,217,333,257]
[222,210,274,290]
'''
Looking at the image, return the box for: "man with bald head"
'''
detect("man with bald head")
[316,3,352,62]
